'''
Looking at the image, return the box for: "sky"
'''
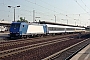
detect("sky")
[0,0,90,27]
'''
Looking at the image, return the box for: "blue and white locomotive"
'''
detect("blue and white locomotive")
[9,22,85,38]
[9,22,47,38]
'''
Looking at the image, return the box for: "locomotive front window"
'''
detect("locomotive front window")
[11,24,20,27]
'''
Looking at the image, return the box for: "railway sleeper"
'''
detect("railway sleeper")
[0,46,29,55]
[0,54,12,59]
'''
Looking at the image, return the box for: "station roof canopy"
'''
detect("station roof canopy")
[34,21,85,28]
[0,20,11,26]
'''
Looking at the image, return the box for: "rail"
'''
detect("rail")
[42,38,89,60]
[65,42,89,60]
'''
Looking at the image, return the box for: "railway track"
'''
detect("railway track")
[42,38,90,60]
[0,33,78,44]
[0,37,73,59]
[0,33,79,51]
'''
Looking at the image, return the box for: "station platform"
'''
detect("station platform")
[0,32,9,35]
[70,44,90,60]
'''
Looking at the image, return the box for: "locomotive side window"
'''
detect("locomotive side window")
[23,25,24,27]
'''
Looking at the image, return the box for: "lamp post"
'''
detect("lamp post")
[54,15,56,23]
[61,19,68,24]
[8,5,20,22]
[74,19,76,26]
[88,19,90,26]
[74,19,79,26]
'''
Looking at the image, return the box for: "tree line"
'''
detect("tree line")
[17,17,28,23]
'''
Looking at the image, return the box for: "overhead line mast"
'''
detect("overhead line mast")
[33,10,35,22]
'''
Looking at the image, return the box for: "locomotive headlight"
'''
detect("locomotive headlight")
[17,32,19,33]
[16,34,19,36]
